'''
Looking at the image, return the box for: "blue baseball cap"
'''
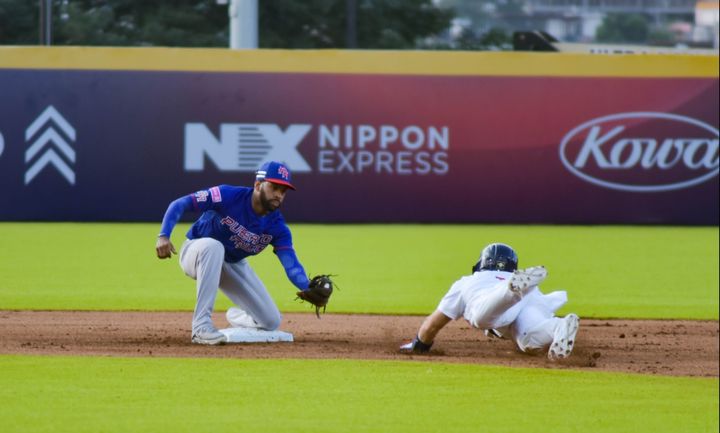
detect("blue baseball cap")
[255,161,296,190]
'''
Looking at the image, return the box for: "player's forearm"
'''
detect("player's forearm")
[275,248,310,291]
[417,310,452,344]
[400,310,451,353]
[158,196,193,237]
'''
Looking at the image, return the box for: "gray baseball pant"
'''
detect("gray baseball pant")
[179,238,282,334]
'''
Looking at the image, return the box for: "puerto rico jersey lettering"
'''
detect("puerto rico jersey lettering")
[187,185,292,262]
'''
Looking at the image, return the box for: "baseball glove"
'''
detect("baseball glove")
[296,274,334,318]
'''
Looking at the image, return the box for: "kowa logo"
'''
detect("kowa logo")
[185,123,311,172]
[559,112,718,192]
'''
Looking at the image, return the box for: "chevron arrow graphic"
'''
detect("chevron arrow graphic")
[24,105,77,185]
[24,148,76,185]
[25,105,76,141]
[25,128,76,163]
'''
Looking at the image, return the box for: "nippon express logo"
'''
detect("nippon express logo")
[559,112,718,192]
[184,123,449,175]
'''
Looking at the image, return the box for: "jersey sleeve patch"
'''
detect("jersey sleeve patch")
[210,186,222,203]
[193,190,209,202]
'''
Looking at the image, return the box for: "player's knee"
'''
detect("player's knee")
[198,238,224,260]
[469,314,490,330]
[257,312,282,331]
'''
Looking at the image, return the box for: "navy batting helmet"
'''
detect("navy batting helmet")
[472,243,518,273]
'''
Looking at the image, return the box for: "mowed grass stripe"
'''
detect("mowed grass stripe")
[0,223,717,319]
[0,355,717,433]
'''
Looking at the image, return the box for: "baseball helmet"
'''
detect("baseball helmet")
[471,243,518,273]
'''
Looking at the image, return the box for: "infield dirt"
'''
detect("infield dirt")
[1,311,717,377]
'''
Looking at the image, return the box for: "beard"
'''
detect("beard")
[259,188,281,212]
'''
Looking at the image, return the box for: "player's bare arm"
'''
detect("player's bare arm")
[400,310,452,353]
[418,310,452,344]
[155,236,176,259]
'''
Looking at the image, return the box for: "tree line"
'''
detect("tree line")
[0,1,664,49]
[0,0,457,48]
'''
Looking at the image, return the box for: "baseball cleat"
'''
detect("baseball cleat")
[483,328,503,339]
[191,326,227,345]
[226,307,261,329]
[509,266,548,296]
[548,313,579,360]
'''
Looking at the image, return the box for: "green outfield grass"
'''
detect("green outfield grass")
[0,355,716,433]
[0,223,717,319]
[1,223,717,433]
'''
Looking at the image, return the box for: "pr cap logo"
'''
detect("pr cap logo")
[278,165,290,180]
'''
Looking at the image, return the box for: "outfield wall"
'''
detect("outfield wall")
[0,47,717,224]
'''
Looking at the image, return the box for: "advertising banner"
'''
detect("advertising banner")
[0,48,717,224]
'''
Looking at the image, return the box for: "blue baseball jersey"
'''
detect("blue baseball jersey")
[161,185,293,263]
[159,184,310,290]
[188,185,293,263]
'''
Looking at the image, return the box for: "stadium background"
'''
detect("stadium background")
[0,46,717,433]
[0,47,717,224]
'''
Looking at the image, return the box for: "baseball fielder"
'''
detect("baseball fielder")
[155,161,312,345]
[400,243,580,360]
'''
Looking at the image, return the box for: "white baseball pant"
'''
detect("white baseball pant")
[464,284,568,353]
[510,302,563,353]
[464,280,523,330]
[511,289,569,352]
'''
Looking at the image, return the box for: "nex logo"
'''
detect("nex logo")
[184,123,312,172]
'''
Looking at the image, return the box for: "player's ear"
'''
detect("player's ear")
[253,180,263,191]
